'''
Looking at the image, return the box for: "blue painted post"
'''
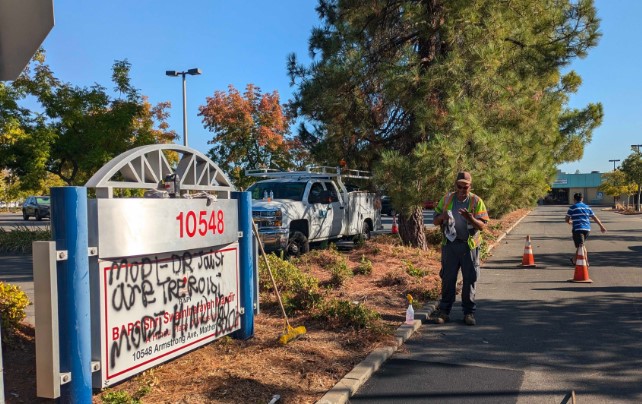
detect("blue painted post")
[232,191,255,339]
[51,187,92,403]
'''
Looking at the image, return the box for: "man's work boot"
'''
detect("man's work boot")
[430,309,450,324]
[464,313,476,326]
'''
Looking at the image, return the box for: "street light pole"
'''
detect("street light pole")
[632,145,642,212]
[609,159,620,170]
[166,68,202,147]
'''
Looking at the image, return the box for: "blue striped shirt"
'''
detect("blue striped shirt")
[567,202,594,232]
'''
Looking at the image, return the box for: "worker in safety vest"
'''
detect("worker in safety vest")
[431,171,489,326]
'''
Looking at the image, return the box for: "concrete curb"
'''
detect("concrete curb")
[316,209,532,404]
[315,303,438,404]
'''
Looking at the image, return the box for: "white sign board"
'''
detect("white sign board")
[89,198,238,259]
[97,245,240,387]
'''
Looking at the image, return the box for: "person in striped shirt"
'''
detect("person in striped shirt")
[565,192,607,265]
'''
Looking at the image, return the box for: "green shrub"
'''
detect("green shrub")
[328,259,352,287]
[405,285,441,303]
[404,260,426,278]
[479,238,493,261]
[258,253,322,313]
[313,298,382,331]
[0,282,30,338]
[101,391,137,404]
[353,255,372,275]
[0,226,51,254]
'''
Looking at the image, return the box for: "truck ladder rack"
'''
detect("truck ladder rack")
[245,166,370,180]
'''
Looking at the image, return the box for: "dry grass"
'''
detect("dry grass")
[2,208,529,404]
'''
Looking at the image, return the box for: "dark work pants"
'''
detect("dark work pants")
[438,239,480,315]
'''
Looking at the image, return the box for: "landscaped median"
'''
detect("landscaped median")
[0,208,530,403]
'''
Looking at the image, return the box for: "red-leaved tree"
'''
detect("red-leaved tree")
[199,84,306,188]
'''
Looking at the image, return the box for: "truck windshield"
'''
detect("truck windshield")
[247,181,306,201]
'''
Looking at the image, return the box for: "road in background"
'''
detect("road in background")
[378,210,435,233]
[0,212,50,229]
[353,205,642,403]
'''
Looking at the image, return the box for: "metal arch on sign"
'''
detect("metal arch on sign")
[85,144,235,198]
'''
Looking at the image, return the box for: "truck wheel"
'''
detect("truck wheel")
[354,221,371,244]
[23,210,29,220]
[361,221,372,240]
[35,210,42,221]
[287,231,309,257]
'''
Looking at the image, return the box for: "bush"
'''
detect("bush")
[258,253,322,313]
[0,282,30,339]
[0,225,51,254]
[101,391,141,404]
[328,259,352,287]
[302,249,353,288]
[313,298,382,331]
[101,384,151,404]
[353,255,373,275]
[406,284,441,303]
[404,260,426,278]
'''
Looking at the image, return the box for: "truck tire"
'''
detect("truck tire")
[354,220,371,244]
[361,220,372,240]
[287,231,309,257]
[35,210,42,221]
[23,210,29,220]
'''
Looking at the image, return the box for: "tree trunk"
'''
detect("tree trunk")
[398,206,427,250]
[638,185,641,212]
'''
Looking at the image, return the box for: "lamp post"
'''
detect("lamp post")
[166,68,202,147]
[609,159,620,170]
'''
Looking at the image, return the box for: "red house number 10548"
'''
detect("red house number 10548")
[175,210,225,238]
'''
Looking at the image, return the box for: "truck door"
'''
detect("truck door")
[307,182,328,240]
[324,181,344,237]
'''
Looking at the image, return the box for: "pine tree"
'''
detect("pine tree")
[289,0,602,247]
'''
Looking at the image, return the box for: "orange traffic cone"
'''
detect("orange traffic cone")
[568,246,592,283]
[520,235,537,268]
[391,215,399,234]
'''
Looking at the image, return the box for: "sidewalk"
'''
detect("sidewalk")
[325,205,642,403]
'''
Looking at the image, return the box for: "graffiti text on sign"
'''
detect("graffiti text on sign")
[175,210,225,238]
[102,247,240,378]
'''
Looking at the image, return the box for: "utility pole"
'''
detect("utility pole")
[609,159,620,170]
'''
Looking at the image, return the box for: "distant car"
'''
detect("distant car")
[380,195,395,216]
[22,196,51,220]
[423,200,435,210]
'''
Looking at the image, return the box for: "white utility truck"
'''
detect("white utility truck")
[246,167,381,256]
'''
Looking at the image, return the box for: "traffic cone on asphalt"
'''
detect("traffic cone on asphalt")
[520,235,537,268]
[391,215,399,234]
[568,246,592,283]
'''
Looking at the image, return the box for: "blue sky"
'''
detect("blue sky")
[37,0,638,174]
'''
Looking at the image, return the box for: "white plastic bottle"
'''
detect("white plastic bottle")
[269,190,274,200]
[405,303,414,324]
